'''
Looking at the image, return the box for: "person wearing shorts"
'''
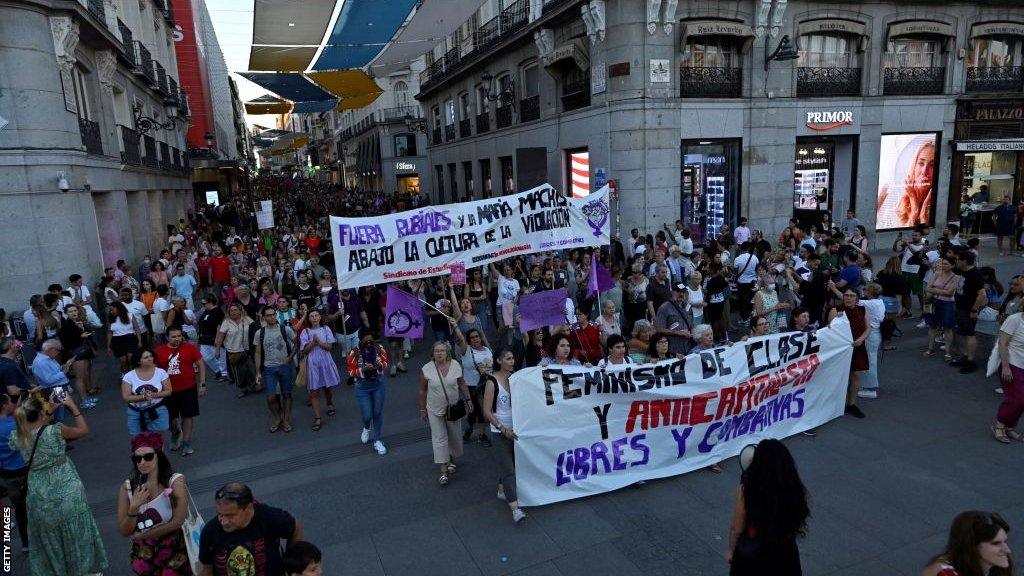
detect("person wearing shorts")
[155,326,205,455]
[253,306,297,433]
[950,251,987,375]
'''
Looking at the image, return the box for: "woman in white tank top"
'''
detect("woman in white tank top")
[481,349,524,523]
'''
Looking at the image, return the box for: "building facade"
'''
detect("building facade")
[417,0,1024,247]
[0,0,193,309]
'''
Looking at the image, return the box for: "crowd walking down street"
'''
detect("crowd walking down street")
[0,175,1022,576]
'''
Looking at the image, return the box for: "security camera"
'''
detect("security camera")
[57,172,70,192]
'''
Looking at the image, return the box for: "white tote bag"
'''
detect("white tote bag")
[182,487,206,574]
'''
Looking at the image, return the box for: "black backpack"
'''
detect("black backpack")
[257,325,292,371]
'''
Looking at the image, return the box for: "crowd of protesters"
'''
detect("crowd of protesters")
[1,172,1022,574]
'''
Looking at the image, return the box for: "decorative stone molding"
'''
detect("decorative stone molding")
[756,0,789,38]
[645,0,677,36]
[528,0,543,22]
[50,16,80,73]
[770,0,788,38]
[534,28,555,59]
[581,1,606,43]
[97,50,117,93]
[104,0,122,40]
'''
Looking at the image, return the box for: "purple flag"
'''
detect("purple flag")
[519,288,568,332]
[384,285,424,339]
[587,252,615,297]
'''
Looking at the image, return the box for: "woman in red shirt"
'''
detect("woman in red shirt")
[303,228,321,257]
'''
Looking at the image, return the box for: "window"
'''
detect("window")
[463,161,474,199]
[445,99,456,125]
[394,133,417,157]
[797,34,860,68]
[969,36,1023,68]
[500,156,514,194]
[394,81,409,108]
[71,66,93,120]
[480,158,492,198]
[459,92,471,119]
[681,35,741,69]
[435,164,446,203]
[431,105,441,129]
[497,73,513,98]
[476,84,488,113]
[522,63,539,97]
[885,38,943,68]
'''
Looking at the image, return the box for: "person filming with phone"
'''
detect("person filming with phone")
[29,338,74,421]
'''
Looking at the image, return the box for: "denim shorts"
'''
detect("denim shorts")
[881,296,899,315]
[263,363,295,397]
[126,404,170,435]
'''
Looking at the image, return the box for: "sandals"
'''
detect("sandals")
[438,474,449,486]
[923,350,935,357]
[282,423,294,433]
[992,423,1012,444]
[327,405,336,417]
[269,423,281,433]
[86,386,101,396]
[312,418,322,432]
[1007,428,1024,442]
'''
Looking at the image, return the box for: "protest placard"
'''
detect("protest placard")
[510,318,854,506]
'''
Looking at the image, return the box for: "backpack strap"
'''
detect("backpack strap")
[279,324,292,356]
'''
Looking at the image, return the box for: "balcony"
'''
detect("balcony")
[459,118,471,137]
[154,62,169,94]
[496,105,513,128]
[883,67,946,96]
[443,47,460,72]
[966,66,1024,93]
[679,66,742,98]
[520,95,540,122]
[500,0,529,36]
[432,127,442,145]
[474,17,500,54]
[136,42,156,84]
[167,78,179,104]
[561,80,591,111]
[159,142,171,171]
[119,125,141,165]
[87,0,106,22]
[542,0,575,16]
[445,124,456,141]
[142,135,158,168]
[476,111,490,134]
[117,20,136,67]
[178,90,189,117]
[79,117,103,155]
[382,106,418,120]
[796,67,862,97]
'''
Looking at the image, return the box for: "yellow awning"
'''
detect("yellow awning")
[307,69,383,109]
[288,137,309,149]
[248,46,321,72]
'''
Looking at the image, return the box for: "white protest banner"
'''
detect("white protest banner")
[330,183,611,290]
[511,318,853,506]
[255,200,275,230]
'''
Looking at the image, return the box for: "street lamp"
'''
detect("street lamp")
[764,34,799,71]
[133,103,179,135]
[480,71,516,109]
[403,113,427,133]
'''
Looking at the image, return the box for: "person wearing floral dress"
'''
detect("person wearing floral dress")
[12,393,107,576]
[299,310,340,432]
[117,431,192,575]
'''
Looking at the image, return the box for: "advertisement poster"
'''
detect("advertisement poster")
[330,184,611,290]
[875,133,938,230]
[512,319,853,506]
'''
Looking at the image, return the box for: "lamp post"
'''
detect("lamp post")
[133,102,180,134]
[764,34,799,71]
[480,71,517,109]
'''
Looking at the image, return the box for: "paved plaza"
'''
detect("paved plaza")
[10,251,1024,576]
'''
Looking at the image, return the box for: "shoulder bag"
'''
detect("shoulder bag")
[436,363,467,421]
[182,484,205,575]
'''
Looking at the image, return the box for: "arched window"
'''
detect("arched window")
[966,24,1024,92]
[796,20,867,97]
[394,80,409,108]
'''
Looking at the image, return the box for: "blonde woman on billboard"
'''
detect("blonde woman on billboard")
[876,136,936,229]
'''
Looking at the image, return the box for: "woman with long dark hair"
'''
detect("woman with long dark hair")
[480,348,525,523]
[727,439,810,575]
[108,301,142,374]
[116,431,192,575]
[923,511,1012,576]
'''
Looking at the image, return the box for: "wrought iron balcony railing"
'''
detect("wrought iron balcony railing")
[155,62,169,94]
[520,95,540,122]
[496,105,513,128]
[117,20,136,67]
[500,0,529,36]
[561,80,591,111]
[476,112,490,134]
[432,127,442,145]
[87,0,106,22]
[966,66,1024,93]
[883,66,946,95]
[142,135,158,168]
[679,66,742,98]
[79,117,103,155]
[445,124,456,141]
[796,67,862,97]
[120,125,141,165]
[459,118,471,137]
[136,42,156,84]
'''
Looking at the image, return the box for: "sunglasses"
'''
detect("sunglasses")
[132,452,157,464]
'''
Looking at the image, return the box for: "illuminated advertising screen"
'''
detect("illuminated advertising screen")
[875,133,938,230]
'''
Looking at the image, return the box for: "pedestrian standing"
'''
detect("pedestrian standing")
[155,327,205,456]
[453,325,493,446]
[299,310,339,432]
[419,341,474,486]
[828,287,870,418]
[120,350,172,436]
[197,294,227,382]
[480,349,525,523]
[348,332,390,454]
[216,303,257,395]
[950,251,987,375]
[855,283,887,399]
[994,311,1024,443]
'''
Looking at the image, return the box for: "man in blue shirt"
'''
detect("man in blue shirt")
[0,392,28,551]
[31,339,73,419]
[170,264,198,310]
[834,250,862,293]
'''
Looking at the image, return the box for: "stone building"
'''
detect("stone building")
[416,0,1024,247]
[0,0,193,309]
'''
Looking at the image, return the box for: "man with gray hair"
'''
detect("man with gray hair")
[31,339,75,417]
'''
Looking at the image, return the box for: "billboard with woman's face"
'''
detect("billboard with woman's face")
[875,133,939,230]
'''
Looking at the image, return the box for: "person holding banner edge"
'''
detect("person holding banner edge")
[827,287,871,419]
[419,341,474,486]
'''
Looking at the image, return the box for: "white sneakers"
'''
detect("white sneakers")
[512,508,526,523]
[374,441,387,455]
[360,428,370,444]
[496,486,507,501]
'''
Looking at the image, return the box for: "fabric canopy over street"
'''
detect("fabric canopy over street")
[366,0,482,75]
[306,69,383,109]
[244,94,292,115]
[248,0,336,71]
[313,0,420,70]
[239,70,383,111]
[238,72,336,102]
[292,99,341,113]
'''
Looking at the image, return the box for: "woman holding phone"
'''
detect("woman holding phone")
[116,431,192,575]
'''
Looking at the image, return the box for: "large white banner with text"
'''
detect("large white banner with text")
[330,184,611,289]
[511,318,854,506]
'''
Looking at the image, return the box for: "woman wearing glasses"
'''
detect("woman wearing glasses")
[12,393,107,575]
[116,431,191,575]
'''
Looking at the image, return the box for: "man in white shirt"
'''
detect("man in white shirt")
[120,287,151,348]
[945,223,962,246]
[733,218,751,246]
[625,228,641,259]
[491,262,521,329]
[733,242,759,322]
[895,229,926,317]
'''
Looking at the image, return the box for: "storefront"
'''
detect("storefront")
[792,132,858,231]
[950,99,1024,234]
[680,139,742,244]
[394,160,421,195]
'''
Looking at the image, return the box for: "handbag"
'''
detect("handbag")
[295,356,309,388]
[182,485,205,575]
[436,363,467,421]
[923,298,935,316]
